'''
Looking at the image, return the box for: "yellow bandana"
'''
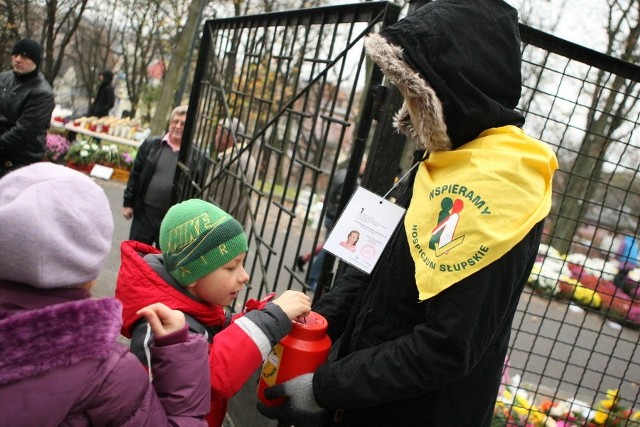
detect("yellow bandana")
[405,126,558,301]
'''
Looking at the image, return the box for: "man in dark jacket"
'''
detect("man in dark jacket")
[0,39,55,177]
[122,105,186,246]
[88,70,115,117]
[258,1,558,426]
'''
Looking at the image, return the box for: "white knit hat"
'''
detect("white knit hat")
[0,163,114,288]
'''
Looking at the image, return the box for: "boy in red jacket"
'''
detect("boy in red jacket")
[116,198,311,426]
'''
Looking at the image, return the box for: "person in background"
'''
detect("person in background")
[204,117,257,224]
[122,105,187,247]
[88,70,115,118]
[257,1,557,426]
[116,198,311,427]
[0,39,55,177]
[613,229,639,291]
[0,163,211,426]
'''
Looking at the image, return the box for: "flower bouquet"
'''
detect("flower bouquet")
[528,244,640,327]
[65,141,100,172]
[119,150,137,171]
[494,365,640,427]
[108,146,136,182]
[44,134,71,163]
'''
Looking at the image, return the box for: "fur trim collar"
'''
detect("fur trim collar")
[0,298,121,386]
[364,33,452,152]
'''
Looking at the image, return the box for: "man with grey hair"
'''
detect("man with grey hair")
[204,117,257,224]
[122,105,187,247]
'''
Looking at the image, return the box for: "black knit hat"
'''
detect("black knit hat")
[12,39,42,67]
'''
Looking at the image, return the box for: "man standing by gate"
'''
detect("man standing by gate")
[122,106,187,247]
[257,1,558,426]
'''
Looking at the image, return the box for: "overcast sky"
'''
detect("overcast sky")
[505,0,609,53]
[322,1,612,54]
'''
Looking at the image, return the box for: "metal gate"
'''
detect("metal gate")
[176,1,401,308]
[175,2,640,425]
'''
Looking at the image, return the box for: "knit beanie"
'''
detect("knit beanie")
[11,39,42,68]
[0,163,114,288]
[160,199,248,286]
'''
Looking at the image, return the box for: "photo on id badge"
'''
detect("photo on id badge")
[324,187,405,274]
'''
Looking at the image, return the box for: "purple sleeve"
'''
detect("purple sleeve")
[149,333,211,421]
[120,334,211,426]
[153,324,189,347]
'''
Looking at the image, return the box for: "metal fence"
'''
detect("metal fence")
[499,25,640,426]
[176,2,640,425]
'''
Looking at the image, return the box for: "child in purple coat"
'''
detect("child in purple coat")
[0,163,211,426]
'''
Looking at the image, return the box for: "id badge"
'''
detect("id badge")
[324,186,405,273]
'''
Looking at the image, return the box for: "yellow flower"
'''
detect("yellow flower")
[529,263,542,283]
[512,404,529,418]
[515,393,532,409]
[530,408,548,424]
[593,409,609,424]
[600,389,619,410]
[503,390,513,402]
[513,393,533,419]
[606,389,619,402]
[571,281,601,308]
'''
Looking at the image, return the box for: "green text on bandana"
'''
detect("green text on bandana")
[405,126,558,301]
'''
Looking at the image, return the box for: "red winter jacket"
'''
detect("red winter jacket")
[116,240,291,427]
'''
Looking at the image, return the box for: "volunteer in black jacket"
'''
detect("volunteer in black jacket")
[0,39,55,177]
[258,1,558,426]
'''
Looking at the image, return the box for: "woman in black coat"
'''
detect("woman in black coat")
[88,70,115,117]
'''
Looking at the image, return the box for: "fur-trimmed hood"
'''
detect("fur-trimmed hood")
[0,297,121,386]
[364,0,525,152]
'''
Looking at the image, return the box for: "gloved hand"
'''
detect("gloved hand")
[256,373,323,426]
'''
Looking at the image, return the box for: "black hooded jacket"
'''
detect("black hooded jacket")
[88,71,115,117]
[381,0,524,149]
[311,2,544,426]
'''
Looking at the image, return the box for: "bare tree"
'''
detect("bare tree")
[1,0,89,83]
[115,0,165,118]
[0,1,22,56]
[548,0,639,253]
[149,0,207,135]
[68,0,119,114]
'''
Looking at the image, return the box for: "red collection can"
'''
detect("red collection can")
[257,311,331,406]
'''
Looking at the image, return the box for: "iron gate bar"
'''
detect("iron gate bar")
[520,24,640,81]
[190,11,387,189]
[178,1,402,305]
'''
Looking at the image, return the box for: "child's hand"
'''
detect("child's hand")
[137,303,186,337]
[272,290,312,320]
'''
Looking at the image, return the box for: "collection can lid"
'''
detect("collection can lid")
[290,311,328,340]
